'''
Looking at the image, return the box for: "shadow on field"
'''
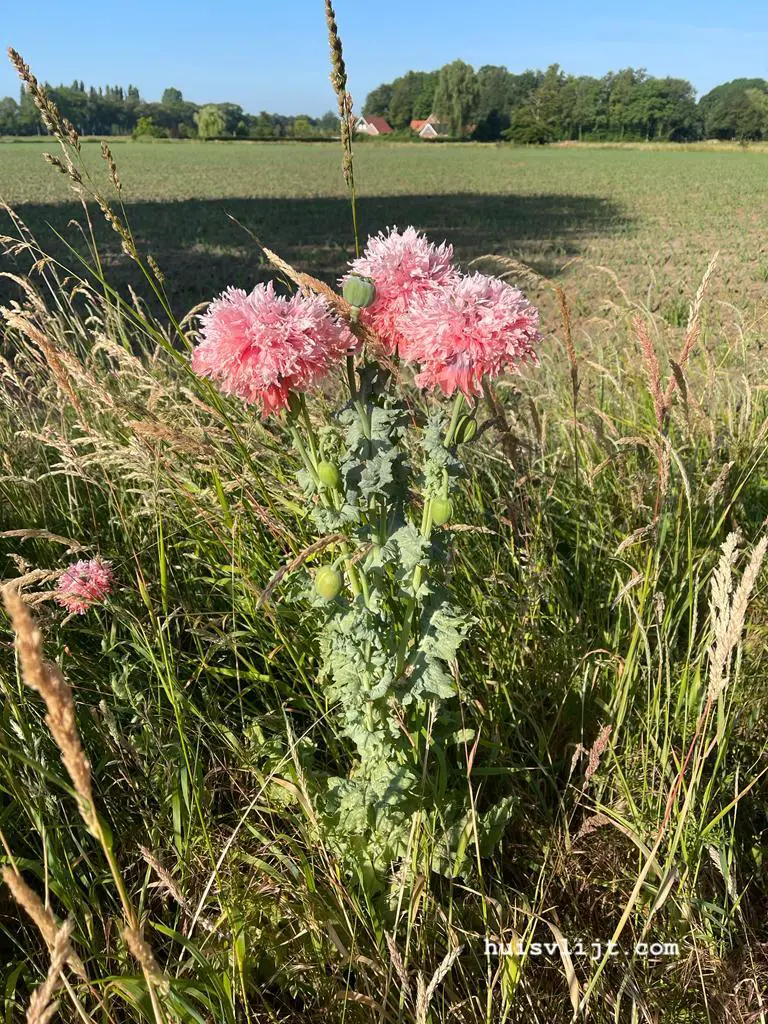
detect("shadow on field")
[1,192,628,314]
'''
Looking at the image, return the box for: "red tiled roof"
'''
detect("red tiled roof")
[410,119,429,131]
[365,117,393,133]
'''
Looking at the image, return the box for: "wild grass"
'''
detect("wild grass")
[1,53,768,1024]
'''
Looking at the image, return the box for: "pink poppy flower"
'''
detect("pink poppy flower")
[55,558,114,615]
[400,272,541,397]
[192,282,354,415]
[342,227,458,353]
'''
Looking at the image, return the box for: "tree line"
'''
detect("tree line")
[0,82,341,139]
[2,68,767,143]
[364,63,768,142]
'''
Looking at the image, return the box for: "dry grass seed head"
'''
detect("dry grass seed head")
[2,867,58,949]
[662,252,717,412]
[123,926,170,995]
[633,315,665,431]
[707,462,734,508]
[323,2,355,189]
[7,49,59,135]
[259,533,346,606]
[708,533,768,700]
[1,586,95,830]
[554,285,579,397]
[2,868,87,979]
[25,918,74,1024]
[324,0,347,112]
[99,141,122,192]
[263,246,383,350]
[585,724,612,782]
[139,847,186,907]
[0,310,85,417]
[468,253,547,290]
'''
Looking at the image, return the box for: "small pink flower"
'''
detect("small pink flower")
[55,558,114,615]
[191,282,354,416]
[399,273,541,397]
[342,227,458,353]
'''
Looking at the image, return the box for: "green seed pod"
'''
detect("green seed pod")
[315,566,343,601]
[431,497,453,527]
[455,414,478,444]
[317,460,342,489]
[343,274,376,311]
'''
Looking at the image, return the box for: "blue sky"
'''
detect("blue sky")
[2,0,767,115]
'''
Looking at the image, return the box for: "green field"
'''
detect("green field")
[2,140,768,319]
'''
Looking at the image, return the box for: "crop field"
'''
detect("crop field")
[2,139,768,319]
[2,133,768,1024]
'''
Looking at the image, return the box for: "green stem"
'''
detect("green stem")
[289,417,370,603]
[346,353,358,401]
[289,424,321,488]
[91,815,166,1024]
[395,394,465,676]
[350,179,360,258]
[299,394,319,465]
[354,398,372,441]
[444,392,466,449]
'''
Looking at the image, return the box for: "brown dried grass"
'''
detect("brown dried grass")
[1,586,95,831]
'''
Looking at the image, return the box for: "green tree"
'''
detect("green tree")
[0,97,19,134]
[157,87,197,137]
[194,104,225,139]
[250,111,275,138]
[363,83,393,118]
[505,64,564,143]
[505,105,556,144]
[131,115,165,139]
[318,110,340,133]
[507,70,543,108]
[533,64,566,134]
[216,103,246,135]
[388,71,438,128]
[161,87,183,106]
[18,86,41,134]
[565,76,600,140]
[413,72,439,119]
[745,88,768,138]
[474,65,514,139]
[627,77,700,140]
[700,79,768,139]
[433,60,479,137]
[607,68,647,139]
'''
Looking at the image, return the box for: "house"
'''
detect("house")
[355,115,393,136]
[416,122,441,139]
[409,115,445,139]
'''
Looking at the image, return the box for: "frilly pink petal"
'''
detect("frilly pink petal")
[191,282,355,416]
[341,227,458,354]
[55,558,114,615]
[401,272,541,398]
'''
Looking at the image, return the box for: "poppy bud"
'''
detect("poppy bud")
[317,460,342,489]
[315,566,343,600]
[431,497,453,527]
[455,414,478,444]
[343,275,376,323]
